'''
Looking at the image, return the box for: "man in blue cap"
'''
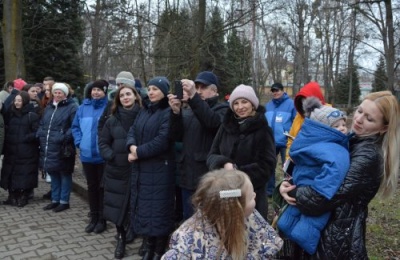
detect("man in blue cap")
[168,71,228,220]
[265,82,296,196]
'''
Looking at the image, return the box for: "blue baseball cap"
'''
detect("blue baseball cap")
[194,71,219,88]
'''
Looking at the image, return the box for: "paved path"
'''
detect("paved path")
[0,165,142,260]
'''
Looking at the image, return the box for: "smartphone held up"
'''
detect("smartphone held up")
[174,80,183,100]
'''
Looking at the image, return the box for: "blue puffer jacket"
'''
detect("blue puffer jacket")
[127,97,175,236]
[277,118,350,255]
[37,98,78,174]
[72,97,107,163]
[265,93,296,147]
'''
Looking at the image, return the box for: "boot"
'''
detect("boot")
[125,222,136,244]
[42,190,52,200]
[93,217,106,234]
[142,236,155,260]
[17,190,28,207]
[93,188,106,234]
[27,189,34,200]
[114,226,126,259]
[85,212,98,233]
[138,236,148,256]
[3,190,18,206]
[153,236,169,260]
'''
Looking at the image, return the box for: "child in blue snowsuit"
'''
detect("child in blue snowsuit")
[277,97,350,254]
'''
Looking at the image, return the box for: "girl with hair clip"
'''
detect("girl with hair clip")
[280,90,400,259]
[162,169,283,259]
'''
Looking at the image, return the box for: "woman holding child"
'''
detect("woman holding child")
[280,91,400,259]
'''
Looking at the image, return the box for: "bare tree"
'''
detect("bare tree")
[281,0,317,94]
[355,0,396,92]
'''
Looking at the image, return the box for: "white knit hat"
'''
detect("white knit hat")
[228,84,259,111]
[52,83,69,96]
[116,71,135,87]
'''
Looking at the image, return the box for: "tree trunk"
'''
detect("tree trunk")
[90,0,101,81]
[191,0,206,77]
[1,0,25,80]
[347,8,357,107]
[384,0,394,92]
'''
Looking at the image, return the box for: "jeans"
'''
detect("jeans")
[181,188,195,221]
[82,162,105,214]
[266,146,286,196]
[49,171,72,204]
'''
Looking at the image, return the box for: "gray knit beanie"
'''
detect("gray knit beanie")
[303,97,346,127]
[116,71,135,87]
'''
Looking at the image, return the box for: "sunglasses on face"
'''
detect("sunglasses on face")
[271,89,280,93]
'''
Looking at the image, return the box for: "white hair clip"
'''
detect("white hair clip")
[219,189,242,199]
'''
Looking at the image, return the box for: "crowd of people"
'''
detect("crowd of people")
[0,71,399,260]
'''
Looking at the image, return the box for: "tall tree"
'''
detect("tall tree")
[334,65,361,105]
[201,6,227,87]
[225,28,251,95]
[372,55,388,92]
[355,0,396,93]
[153,8,194,80]
[23,0,85,86]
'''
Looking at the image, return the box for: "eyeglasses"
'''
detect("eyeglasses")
[271,89,280,93]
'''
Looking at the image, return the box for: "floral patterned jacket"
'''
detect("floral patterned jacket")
[162,210,283,259]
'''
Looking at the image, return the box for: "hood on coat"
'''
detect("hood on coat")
[294,82,325,116]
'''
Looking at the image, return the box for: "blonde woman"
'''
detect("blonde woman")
[280,91,400,259]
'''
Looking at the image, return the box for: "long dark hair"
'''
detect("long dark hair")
[12,91,30,110]
[111,86,142,115]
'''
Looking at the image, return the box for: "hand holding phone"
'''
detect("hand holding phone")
[283,158,295,177]
[174,80,183,100]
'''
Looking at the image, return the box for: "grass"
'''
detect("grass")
[366,188,400,259]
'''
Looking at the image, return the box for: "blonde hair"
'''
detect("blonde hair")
[364,91,400,198]
[192,169,249,260]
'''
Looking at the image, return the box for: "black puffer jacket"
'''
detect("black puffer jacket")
[292,135,383,259]
[207,106,276,190]
[169,94,228,190]
[0,105,40,190]
[99,105,140,226]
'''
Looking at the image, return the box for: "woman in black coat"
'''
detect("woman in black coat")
[98,85,142,259]
[279,91,400,259]
[126,77,175,260]
[0,91,40,207]
[207,84,276,220]
[22,84,43,115]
